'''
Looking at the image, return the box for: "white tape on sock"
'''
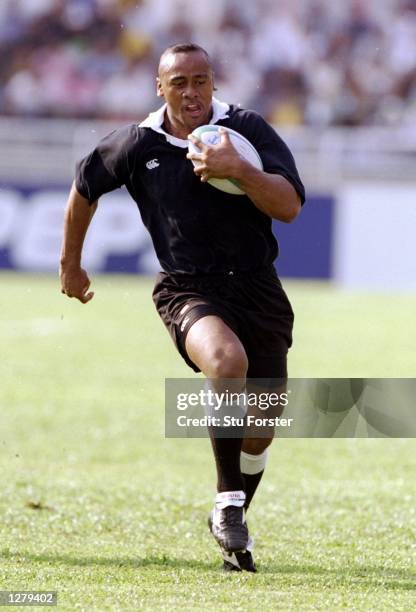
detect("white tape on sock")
[215,490,246,509]
[240,449,268,475]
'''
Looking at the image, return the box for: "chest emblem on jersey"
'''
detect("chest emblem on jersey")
[146,158,160,170]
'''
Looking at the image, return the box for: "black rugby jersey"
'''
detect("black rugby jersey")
[75,104,305,275]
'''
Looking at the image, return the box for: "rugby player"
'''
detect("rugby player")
[60,43,305,572]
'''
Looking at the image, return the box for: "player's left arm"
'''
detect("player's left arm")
[188,128,301,222]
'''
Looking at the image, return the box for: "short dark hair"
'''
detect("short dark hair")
[161,43,210,60]
[158,43,212,76]
[158,43,215,86]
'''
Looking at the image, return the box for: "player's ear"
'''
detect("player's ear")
[156,77,164,98]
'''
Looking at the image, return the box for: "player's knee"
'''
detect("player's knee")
[243,436,273,455]
[208,343,248,379]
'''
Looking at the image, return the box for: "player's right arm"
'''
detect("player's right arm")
[59,182,97,304]
[60,123,139,302]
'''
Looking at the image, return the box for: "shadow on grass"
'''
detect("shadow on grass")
[1,550,218,572]
[1,549,415,590]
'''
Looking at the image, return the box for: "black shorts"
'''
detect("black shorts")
[152,266,294,378]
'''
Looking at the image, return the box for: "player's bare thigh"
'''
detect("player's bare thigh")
[185,315,248,381]
[186,315,286,454]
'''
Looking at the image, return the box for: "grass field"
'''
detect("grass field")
[1,272,415,611]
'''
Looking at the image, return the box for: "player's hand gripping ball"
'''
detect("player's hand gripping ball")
[187,125,263,195]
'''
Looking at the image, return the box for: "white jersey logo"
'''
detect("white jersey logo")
[146,158,160,170]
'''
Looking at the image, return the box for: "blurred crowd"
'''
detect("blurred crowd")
[0,0,415,126]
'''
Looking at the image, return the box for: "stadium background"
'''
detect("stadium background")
[1,2,416,610]
[0,0,415,289]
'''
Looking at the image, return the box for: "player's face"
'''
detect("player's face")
[157,51,214,137]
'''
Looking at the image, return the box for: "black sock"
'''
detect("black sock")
[242,470,264,510]
[209,430,245,493]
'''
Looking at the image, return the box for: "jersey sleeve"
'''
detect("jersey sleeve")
[75,124,139,203]
[238,111,306,205]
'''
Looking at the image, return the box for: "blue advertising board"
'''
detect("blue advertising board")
[0,186,334,278]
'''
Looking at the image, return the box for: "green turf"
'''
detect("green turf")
[0,273,415,611]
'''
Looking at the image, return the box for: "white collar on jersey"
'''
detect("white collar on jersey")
[139,97,230,148]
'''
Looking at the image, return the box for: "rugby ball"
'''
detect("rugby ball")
[188,125,263,195]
